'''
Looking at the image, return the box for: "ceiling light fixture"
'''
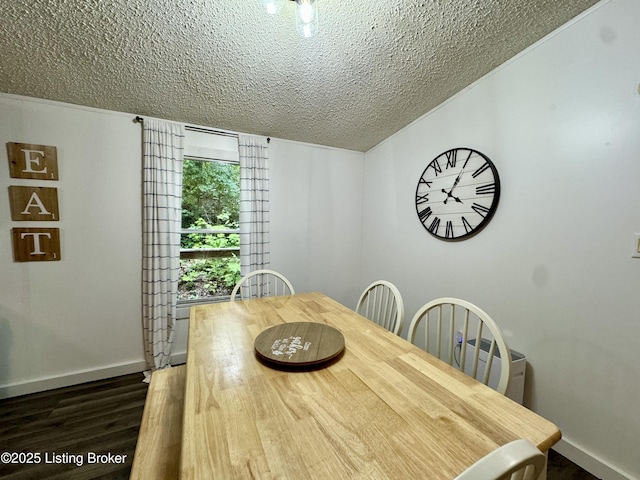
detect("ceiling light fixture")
[261,0,319,38]
[261,0,284,15]
[293,0,318,38]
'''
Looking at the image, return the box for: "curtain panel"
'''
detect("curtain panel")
[141,119,185,371]
[238,135,271,295]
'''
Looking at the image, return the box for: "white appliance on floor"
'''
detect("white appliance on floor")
[462,338,526,404]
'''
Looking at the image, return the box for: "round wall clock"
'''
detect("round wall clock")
[415,147,500,241]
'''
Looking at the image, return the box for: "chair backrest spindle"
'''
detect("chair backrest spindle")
[408,297,512,396]
[230,269,295,301]
[355,281,404,336]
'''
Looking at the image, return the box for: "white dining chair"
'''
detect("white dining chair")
[230,269,295,301]
[454,439,547,480]
[407,297,512,395]
[355,280,405,336]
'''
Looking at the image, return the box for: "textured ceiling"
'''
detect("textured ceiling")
[0,0,599,152]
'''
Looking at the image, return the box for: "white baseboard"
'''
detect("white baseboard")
[0,360,148,399]
[0,351,189,400]
[171,351,187,366]
[553,437,635,480]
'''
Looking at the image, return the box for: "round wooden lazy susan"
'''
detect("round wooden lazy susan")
[254,322,345,368]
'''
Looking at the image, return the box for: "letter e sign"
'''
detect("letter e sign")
[6,142,59,180]
[8,186,60,221]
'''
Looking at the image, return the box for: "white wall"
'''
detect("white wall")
[269,138,364,307]
[0,96,146,397]
[361,0,640,478]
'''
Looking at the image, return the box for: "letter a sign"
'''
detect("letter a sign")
[8,186,60,221]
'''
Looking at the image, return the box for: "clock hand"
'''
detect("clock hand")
[443,167,466,204]
[451,169,464,189]
[441,188,464,204]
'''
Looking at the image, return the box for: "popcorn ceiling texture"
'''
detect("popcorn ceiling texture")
[0,0,599,151]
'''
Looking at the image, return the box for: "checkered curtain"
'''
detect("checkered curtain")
[238,135,270,289]
[141,119,185,371]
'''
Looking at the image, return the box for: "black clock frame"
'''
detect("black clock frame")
[415,147,500,242]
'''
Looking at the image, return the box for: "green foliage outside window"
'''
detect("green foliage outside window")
[181,159,239,228]
[180,217,237,249]
[179,158,241,300]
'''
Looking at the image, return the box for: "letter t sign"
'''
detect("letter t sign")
[12,228,61,262]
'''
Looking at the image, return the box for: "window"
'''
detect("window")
[178,131,241,302]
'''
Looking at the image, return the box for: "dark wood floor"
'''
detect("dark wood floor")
[0,372,600,479]
[548,450,600,480]
[0,373,148,480]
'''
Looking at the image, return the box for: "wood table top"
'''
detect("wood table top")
[181,292,561,480]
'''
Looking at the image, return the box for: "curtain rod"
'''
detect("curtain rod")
[133,116,244,140]
[185,124,239,139]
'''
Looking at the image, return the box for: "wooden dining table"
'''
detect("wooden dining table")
[180,292,561,479]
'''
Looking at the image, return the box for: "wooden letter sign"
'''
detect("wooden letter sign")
[8,186,60,221]
[12,227,61,262]
[6,142,59,180]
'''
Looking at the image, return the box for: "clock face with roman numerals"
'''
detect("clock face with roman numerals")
[415,148,500,241]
